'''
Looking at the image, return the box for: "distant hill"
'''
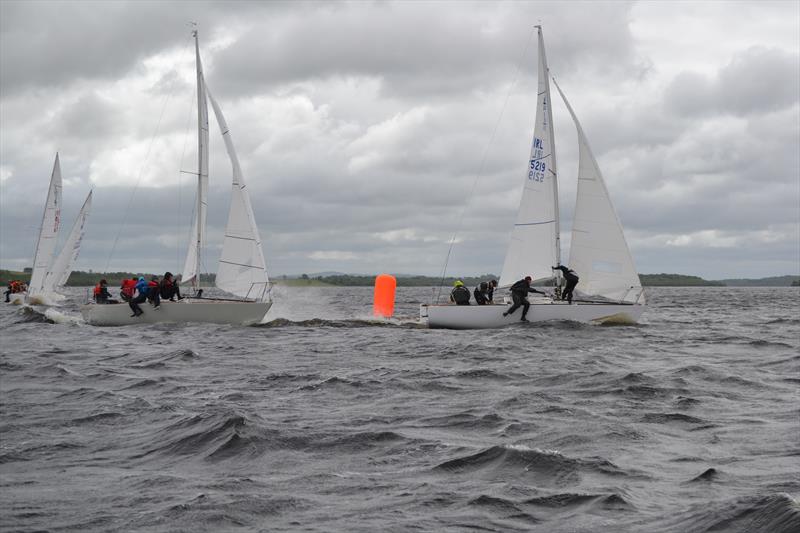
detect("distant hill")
[639,274,724,287]
[718,275,800,287]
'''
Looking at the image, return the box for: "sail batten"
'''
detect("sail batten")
[553,78,643,303]
[499,26,559,287]
[29,154,63,295]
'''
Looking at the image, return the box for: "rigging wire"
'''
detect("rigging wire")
[103,35,194,273]
[434,28,536,303]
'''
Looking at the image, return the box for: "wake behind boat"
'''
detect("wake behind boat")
[422,27,644,329]
[81,29,272,327]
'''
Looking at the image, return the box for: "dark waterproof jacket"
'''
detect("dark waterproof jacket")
[450,286,471,305]
[474,287,488,305]
[553,266,579,282]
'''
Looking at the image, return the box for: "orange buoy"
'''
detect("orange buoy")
[373,274,397,318]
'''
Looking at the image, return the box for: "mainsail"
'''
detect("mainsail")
[181,30,210,289]
[553,79,644,303]
[499,26,560,287]
[29,154,63,295]
[43,190,92,292]
[208,90,270,299]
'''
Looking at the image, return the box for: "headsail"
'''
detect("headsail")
[44,190,92,292]
[29,154,63,295]
[499,26,560,287]
[181,30,210,289]
[207,89,270,300]
[553,79,644,303]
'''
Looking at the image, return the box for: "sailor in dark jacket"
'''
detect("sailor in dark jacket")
[450,280,471,305]
[503,276,547,321]
[552,265,579,304]
[474,282,489,305]
[486,279,498,303]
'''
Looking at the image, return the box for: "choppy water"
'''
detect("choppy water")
[1,286,799,532]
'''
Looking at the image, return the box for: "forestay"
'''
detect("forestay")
[29,154,63,295]
[44,190,92,292]
[553,80,643,303]
[208,90,270,300]
[499,27,560,287]
[181,33,210,290]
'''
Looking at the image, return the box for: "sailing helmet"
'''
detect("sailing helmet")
[454,280,464,287]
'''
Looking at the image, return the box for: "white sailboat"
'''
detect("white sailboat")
[80,29,272,326]
[421,27,644,329]
[9,154,92,305]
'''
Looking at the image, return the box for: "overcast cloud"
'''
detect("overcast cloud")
[1,0,798,279]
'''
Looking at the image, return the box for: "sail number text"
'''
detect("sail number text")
[529,137,546,182]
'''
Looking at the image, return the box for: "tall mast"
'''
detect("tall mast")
[537,25,561,268]
[193,28,210,291]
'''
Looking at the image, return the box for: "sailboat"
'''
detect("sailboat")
[9,154,92,305]
[421,27,645,329]
[80,29,272,326]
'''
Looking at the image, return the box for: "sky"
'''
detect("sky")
[1,0,798,279]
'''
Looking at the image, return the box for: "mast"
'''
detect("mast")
[182,28,209,292]
[537,26,561,268]
[193,28,203,291]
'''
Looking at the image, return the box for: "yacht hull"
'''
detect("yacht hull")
[421,300,644,329]
[81,298,271,326]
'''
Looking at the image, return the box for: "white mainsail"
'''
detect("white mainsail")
[553,79,643,303]
[43,190,92,292]
[499,26,560,287]
[29,154,63,295]
[208,90,270,299]
[181,30,210,289]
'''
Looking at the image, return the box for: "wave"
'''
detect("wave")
[126,349,198,369]
[685,467,722,483]
[525,492,633,511]
[666,493,800,533]
[434,444,644,486]
[641,412,707,425]
[14,306,55,324]
[253,317,421,329]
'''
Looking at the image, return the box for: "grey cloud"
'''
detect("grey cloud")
[665,46,800,117]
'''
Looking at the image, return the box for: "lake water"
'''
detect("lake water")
[1,286,799,532]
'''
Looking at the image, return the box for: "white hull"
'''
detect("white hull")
[421,300,644,329]
[80,298,271,326]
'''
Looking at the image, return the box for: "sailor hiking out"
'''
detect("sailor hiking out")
[503,276,547,322]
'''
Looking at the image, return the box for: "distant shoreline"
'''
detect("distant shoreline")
[2,269,798,288]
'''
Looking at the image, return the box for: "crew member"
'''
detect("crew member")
[552,265,580,304]
[147,276,161,308]
[474,282,489,305]
[450,280,471,306]
[129,276,149,317]
[487,279,498,303]
[503,276,547,321]
[93,279,116,304]
[120,277,137,302]
[159,272,183,301]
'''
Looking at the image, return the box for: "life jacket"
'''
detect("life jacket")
[121,279,136,297]
[10,281,20,293]
[148,280,158,288]
[93,284,103,296]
